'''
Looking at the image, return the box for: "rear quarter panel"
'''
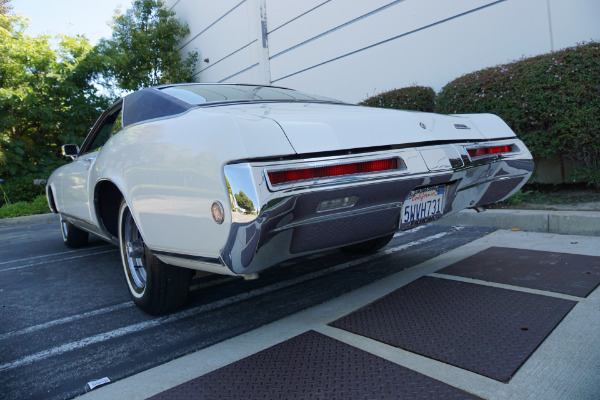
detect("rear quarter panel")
[90,109,295,258]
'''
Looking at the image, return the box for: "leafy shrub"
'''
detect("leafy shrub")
[0,175,47,207]
[436,42,600,186]
[0,195,49,219]
[0,14,111,180]
[360,86,436,112]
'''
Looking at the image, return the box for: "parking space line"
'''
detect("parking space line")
[0,231,452,373]
[393,225,428,236]
[0,302,134,341]
[0,245,113,267]
[0,249,118,273]
[0,276,240,342]
[314,324,504,400]
[428,273,585,302]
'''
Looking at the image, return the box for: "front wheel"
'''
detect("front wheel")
[60,215,89,248]
[340,233,394,254]
[118,200,192,315]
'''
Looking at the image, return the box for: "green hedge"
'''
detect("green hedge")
[359,86,435,112]
[0,175,47,207]
[0,195,49,219]
[436,42,600,186]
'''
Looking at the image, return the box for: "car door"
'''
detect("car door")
[59,102,123,225]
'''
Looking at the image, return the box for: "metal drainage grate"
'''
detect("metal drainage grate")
[148,330,481,399]
[439,247,600,297]
[330,276,576,382]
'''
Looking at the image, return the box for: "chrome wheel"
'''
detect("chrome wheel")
[59,214,89,248]
[118,199,193,314]
[60,216,69,241]
[120,203,147,297]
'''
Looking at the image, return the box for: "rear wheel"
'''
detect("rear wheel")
[118,200,192,315]
[341,233,394,254]
[60,215,89,248]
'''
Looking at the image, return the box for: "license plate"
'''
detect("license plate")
[401,186,445,226]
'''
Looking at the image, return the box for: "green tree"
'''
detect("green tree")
[0,0,12,15]
[0,14,111,177]
[234,191,255,214]
[98,0,198,91]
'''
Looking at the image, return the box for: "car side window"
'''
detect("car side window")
[86,108,123,153]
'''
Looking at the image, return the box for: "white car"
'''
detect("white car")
[46,83,533,314]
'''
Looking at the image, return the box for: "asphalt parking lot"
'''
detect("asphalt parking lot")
[1,215,599,399]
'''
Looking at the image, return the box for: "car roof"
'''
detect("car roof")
[121,83,344,127]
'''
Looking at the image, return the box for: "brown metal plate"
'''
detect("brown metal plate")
[439,247,600,297]
[148,331,481,399]
[330,277,575,382]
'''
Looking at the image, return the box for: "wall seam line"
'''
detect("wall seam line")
[178,0,247,51]
[271,0,507,83]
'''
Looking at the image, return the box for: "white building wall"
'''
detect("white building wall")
[165,0,600,103]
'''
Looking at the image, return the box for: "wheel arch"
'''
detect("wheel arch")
[94,179,125,240]
[46,185,59,214]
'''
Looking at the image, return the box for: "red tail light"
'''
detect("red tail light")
[467,145,514,159]
[268,158,399,185]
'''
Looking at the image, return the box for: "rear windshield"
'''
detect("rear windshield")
[159,84,339,105]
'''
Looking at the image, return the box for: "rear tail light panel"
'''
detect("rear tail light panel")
[466,143,519,160]
[265,157,406,190]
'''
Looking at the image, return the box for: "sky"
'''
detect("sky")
[11,0,134,45]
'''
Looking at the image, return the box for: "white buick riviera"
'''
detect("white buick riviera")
[46,83,533,314]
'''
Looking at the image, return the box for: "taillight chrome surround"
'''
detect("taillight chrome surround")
[466,143,519,160]
[266,157,405,189]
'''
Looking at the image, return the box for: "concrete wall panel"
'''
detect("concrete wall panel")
[549,0,600,50]
[168,0,260,82]
[265,0,327,32]
[275,0,553,102]
[166,0,599,103]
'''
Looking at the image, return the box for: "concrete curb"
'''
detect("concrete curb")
[0,213,58,228]
[434,209,600,236]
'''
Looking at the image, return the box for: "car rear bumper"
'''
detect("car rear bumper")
[157,139,533,275]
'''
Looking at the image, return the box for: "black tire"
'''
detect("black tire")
[118,200,192,315]
[341,233,394,254]
[60,215,89,248]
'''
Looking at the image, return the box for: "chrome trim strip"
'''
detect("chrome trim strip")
[151,250,224,265]
[458,172,531,192]
[454,124,471,129]
[261,150,421,192]
[264,156,407,191]
[463,141,522,161]
[156,255,238,275]
[59,212,116,244]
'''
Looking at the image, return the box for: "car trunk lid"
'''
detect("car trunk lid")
[205,102,514,154]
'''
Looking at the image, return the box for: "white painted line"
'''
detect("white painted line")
[0,302,134,341]
[0,249,118,273]
[0,230,452,373]
[428,273,584,302]
[0,245,112,266]
[314,324,505,399]
[393,224,427,236]
[0,277,240,341]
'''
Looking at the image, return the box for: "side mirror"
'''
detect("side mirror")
[61,144,80,159]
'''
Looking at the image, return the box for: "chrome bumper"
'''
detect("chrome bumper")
[221,139,533,275]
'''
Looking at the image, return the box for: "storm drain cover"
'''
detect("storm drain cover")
[439,247,600,297]
[330,277,575,382]
[149,330,481,399]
